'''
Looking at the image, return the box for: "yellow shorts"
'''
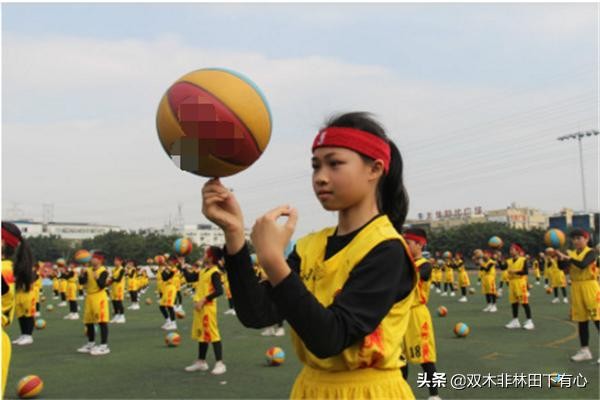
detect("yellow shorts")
[2,329,11,396]
[501,270,509,283]
[290,365,415,400]
[15,290,36,318]
[111,284,125,301]
[127,280,139,292]
[191,304,220,342]
[571,280,600,322]
[550,270,566,288]
[52,279,59,291]
[83,292,109,324]
[482,275,496,295]
[160,285,176,307]
[444,270,454,284]
[403,305,436,364]
[509,279,529,304]
[533,268,541,279]
[458,270,471,287]
[66,282,78,301]
[59,280,67,293]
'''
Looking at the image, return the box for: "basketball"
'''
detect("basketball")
[544,229,565,248]
[16,375,43,399]
[437,306,448,317]
[145,297,153,305]
[468,287,476,294]
[443,251,452,259]
[488,236,503,249]
[156,68,272,177]
[74,249,91,264]
[265,346,285,366]
[549,372,562,388]
[154,255,166,265]
[34,319,46,330]
[46,304,54,312]
[173,238,193,256]
[175,309,186,319]
[454,322,470,337]
[165,332,181,347]
[546,287,553,294]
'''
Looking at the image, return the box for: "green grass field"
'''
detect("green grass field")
[4,275,599,399]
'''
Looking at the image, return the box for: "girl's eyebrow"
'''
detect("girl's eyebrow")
[312,152,339,162]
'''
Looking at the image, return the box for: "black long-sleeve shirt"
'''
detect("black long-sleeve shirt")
[559,250,597,271]
[183,268,200,283]
[498,258,529,276]
[112,268,125,282]
[205,272,223,302]
[225,221,415,359]
[419,261,433,282]
[79,269,109,289]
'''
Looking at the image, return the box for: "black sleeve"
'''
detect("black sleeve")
[225,243,297,328]
[419,262,433,282]
[65,270,74,279]
[96,271,109,289]
[516,260,529,276]
[498,260,507,271]
[161,269,174,281]
[569,251,597,269]
[79,271,88,285]
[183,269,199,283]
[269,240,414,359]
[205,272,224,301]
[558,259,570,271]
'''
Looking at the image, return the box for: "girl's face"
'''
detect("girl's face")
[572,236,588,250]
[311,147,382,211]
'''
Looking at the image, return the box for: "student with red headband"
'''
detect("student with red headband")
[401,228,441,400]
[77,250,111,355]
[454,252,470,302]
[555,229,599,363]
[501,243,534,330]
[2,222,34,393]
[202,112,417,399]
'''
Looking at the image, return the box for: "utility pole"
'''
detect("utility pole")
[557,129,599,212]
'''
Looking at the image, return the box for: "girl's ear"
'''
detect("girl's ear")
[369,159,385,179]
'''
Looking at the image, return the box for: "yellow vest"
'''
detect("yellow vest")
[85,266,107,294]
[67,269,78,284]
[482,259,496,276]
[111,266,125,291]
[2,260,15,327]
[506,257,526,281]
[568,247,597,281]
[291,215,416,371]
[414,257,431,306]
[193,265,220,306]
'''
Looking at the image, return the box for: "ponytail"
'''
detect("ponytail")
[322,112,409,232]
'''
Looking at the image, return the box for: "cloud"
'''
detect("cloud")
[2,32,597,236]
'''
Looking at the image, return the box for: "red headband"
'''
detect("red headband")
[1,228,21,248]
[510,244,524,254]
[312,127,391,174]
[404,233,427,246]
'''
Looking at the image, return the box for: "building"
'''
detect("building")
[549,208,599,242]
[407,206,487,230]
[485,203,549,230]
[181,223,251,247]
[8,219,122,240]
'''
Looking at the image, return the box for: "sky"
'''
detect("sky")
[1,2,599,237]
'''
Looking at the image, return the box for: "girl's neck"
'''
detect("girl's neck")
[337,196,380,236]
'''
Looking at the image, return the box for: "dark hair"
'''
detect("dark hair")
[322,112,409,232]
[207,246,224,262]
[2,222,34,292]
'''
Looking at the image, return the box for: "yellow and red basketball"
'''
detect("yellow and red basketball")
[165,332,181,347]
[265,346,285,366]
[175,309,186,319]
[16,375,43,399]
[156,68,272,177]
[174,238,193,256]
[545,287,553,294]
[544,229,566,248]
[154,255,166,265]
[74,250,91,264]
[437,306,448,317]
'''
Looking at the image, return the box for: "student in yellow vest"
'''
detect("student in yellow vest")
[77,250,111,356]
[531,254,542,285]
[57,261,68,307]
[155,255,166,300]
[63,261,80,320]
[496,250,509,298]
[546,248,568,304]
[12,259,37,347]
[540,252,551,288]
[172,258,185,313]
[185,246,227,375]
[125,260,140,310]
[2,222,34,394]
[478,250,498,312]
[159,257,178,331]
[51,263,60,299]
[202,112,417,399]
[220,266,236,316]
[501,243,534,330]
[401,228,441,400]
[455,252,470,303]
[555,229,599,363]
[441,252,455,297]
[109,257,126,323]
[431,256,442,294]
